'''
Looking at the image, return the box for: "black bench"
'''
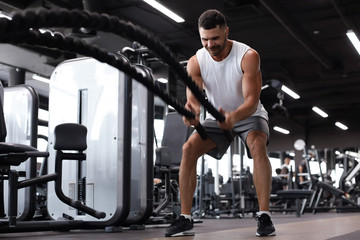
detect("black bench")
[276,189,314,217]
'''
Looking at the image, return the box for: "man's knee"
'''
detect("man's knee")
[182,140,201,159]
[247,131,268,158]
[182,141,193,156]
[182,136,214,160]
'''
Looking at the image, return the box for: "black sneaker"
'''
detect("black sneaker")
[255,214,276,237]
[164,216,194,237]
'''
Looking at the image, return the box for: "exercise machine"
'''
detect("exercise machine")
[1,85,40,221]
[47,56,154,228]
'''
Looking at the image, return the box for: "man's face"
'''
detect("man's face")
[199,25,228,57]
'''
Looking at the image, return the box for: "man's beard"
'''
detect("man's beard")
[207,38,227,57]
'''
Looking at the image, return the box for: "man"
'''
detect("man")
[281,155,291,175]
[280,155,291,189]
[165,9,275,237]
[298,154,310,185]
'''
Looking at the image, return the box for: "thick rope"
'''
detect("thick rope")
[0,30,191,118]
[0,8,225,123]
[0,29,209,139]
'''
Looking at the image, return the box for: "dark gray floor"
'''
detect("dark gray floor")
[1,212,359,240]
[328,230,360,240]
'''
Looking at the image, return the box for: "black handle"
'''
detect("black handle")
[72,200,106,219]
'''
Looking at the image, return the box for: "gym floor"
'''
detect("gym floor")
[1,212,359,240]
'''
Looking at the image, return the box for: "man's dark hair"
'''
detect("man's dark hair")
[198,9,227,30]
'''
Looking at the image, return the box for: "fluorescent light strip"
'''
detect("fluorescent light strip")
[346,29,360,55]
[157,78,168,83]
[312,106,328,118]
[335,121,348,130]
[0,12,12,20]
[281,85,300,99]
[261,84,270,90]
[273,126,290,134]
[143,0,185,23]
[32,74,50,83]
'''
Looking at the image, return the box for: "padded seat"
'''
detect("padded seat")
[276,189,314,217]
[0,143,42,166]
[276,189,314,198]
[54,123,87,151]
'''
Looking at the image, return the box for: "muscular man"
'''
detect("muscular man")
[165,9,275,237]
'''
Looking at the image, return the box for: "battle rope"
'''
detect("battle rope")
[0,29,208,139]
[0,9,234,141]
[0,8,225,122]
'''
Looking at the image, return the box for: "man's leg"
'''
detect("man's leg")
[165,133,215,237]
[179,133,216,215]
[246,130,275,237]
[246,130,271,211]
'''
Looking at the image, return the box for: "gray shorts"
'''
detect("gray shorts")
[199,116,269,159]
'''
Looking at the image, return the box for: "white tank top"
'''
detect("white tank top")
[196,41,268,121]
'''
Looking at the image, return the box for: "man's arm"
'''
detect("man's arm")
[183,55,204,127]
[218,49,262,130]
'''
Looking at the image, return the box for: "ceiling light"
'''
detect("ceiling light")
[281,85,300,99]
[273,126,290,134]
[312,106,328,118]
[335,121,348,130]
[0,12,12,20]
[346,29,360,55]
[261,84,270,90]
[157,78,168,83]
[32,74,50,83]
[142,0,185,23]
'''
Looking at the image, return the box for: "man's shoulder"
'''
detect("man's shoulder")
[233,40,251,49]
[196,47,207,56]
[187,55,202,77]
[195,47,209,64]
[188,54,200,66]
